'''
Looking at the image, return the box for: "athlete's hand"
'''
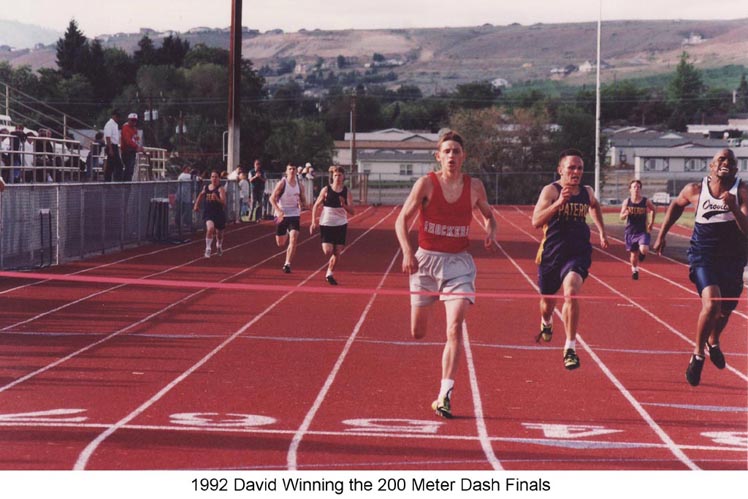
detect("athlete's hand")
[652,237,666,255]
[309,222,317,234]
[720,190,738,213]
[599,233,609,249]
[401,252,418,274]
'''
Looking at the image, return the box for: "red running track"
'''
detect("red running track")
[0,205,745,471]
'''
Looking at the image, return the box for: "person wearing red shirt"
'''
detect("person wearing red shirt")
[120,113,143,181]
[395,130,497,419]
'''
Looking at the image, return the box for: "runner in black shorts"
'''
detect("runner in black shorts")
[310,166,354,285]
[193,170,226,258]
[270,164,307,273]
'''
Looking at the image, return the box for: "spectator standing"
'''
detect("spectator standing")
[239,170,250,220]
[103,109,123,181]
[249,159,266,221]
[120,113,143,181]
[9,124,27,183]
[85,132,105,181]
[176,165,194,230]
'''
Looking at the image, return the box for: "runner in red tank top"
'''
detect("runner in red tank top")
[395,130,497,419]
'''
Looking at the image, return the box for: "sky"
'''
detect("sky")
[7,0,748,37]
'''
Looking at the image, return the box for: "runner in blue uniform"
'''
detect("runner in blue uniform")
[532,149,609,370]
[619,180,656,280]
[654,148,748,386]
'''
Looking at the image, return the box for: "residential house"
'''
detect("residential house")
[332,128,438,181]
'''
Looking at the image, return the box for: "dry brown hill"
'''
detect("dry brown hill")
[2,19,747,92]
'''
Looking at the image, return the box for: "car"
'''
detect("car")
[651,192,671,205]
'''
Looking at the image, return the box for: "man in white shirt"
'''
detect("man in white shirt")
[103,109,123,181]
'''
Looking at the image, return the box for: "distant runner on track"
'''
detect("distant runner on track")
[395,130,497,419]
[653,148,747,386]
[619,179,656,280]
[193,170,226,258]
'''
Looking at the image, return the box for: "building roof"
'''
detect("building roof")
[334,140,437,151]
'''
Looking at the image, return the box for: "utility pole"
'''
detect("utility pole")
[594,0,602,199]
[350,90,357,173]
[227,0,242,173]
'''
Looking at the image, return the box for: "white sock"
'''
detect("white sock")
[632,266,638,272]
[439,379,454,400]
[564,339,576,350]
[541,318,553,328]
[205,237,213,250]
[326,269,333,277]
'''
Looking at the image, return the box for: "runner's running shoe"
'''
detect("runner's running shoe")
[563,348,580,370]
[632,271,639,280]
[282,264,291,273]
[204,248,211,258]
[326,275,338,286]
[686,354,705,386]
[536,323,553,343]
[706,344,725,369]
[431,389,453,419]
[216,245,223,256]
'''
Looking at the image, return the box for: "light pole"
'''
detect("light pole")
[594,0,602,200]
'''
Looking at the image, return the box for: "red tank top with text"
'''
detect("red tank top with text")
[418,172,472,253]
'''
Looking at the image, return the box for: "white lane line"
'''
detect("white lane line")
[462,322,505,470]
[0,209,372,393]
[286,210,404,470]
[74,207,395,470]
[492,206,701,470]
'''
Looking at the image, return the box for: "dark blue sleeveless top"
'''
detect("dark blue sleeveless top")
[536,183,592,266]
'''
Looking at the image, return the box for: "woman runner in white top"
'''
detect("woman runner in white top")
[310,165,355,285]
[270,163,307,273]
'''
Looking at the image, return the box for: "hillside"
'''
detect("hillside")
[1,18,747,92]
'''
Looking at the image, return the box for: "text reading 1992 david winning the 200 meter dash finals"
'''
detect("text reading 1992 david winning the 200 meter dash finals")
[192,476,552,494]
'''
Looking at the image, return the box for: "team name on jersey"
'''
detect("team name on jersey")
[558,202,589,221]
[701,198,729,213]
[423,221,470,238]
[627,205,647,216]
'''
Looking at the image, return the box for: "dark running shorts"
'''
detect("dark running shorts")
[204,213,226,230]
[276,216,301,236]
[320,224,347,245]
[689,262,745,313]
[538,255,591,295]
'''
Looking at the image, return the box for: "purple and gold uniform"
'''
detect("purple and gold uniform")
[536,183,592,295]
[688,176,745,311]
[624,197,651,252]
[202,183,226,230]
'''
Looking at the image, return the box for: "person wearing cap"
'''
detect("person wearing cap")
[120,113,143,182]
[103,109,123,181]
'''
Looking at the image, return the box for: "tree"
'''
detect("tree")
[453,81,500,110]
[159,35,190,67]
[667,52,704,130]
[56,19,90,78]
[134,36,158,66]
[735,73,748,113]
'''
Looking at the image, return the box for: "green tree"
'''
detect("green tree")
[134,36,158,66]
[56,19,90,78]
[735,73,748,113]
[453,81,500,110]
[265,118,333,168]
[667,52,704,130]
[184,44,229,67]
[159,35,190,67]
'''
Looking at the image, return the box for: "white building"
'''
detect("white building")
[333,128,438,181]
